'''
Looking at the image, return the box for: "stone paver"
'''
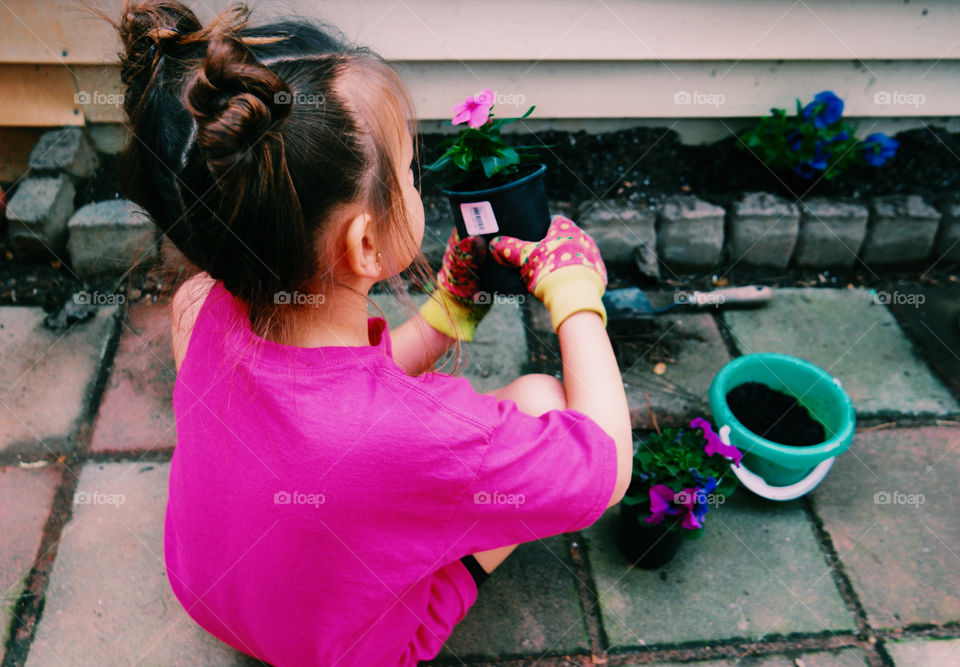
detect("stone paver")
[624,648,869,667]
[369,289,529,394]
[809,426,960,630]
[432,536,590,661]
[583,494,855,649]
[90,297,176,453]
[722,288,958,416]
[616,309,733,430]
[26,462,257,666]
[0,465,61,647]
[527,298,733,429]
[885,637,960,666]
[0,305,118,456]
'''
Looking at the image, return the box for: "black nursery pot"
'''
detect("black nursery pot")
[617,501,684,569]
[442,163,550,296]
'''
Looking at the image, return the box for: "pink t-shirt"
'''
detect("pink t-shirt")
[165,280,618,666]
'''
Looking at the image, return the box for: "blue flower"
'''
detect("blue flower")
[793,139,831,179]
[802,91,844,129]
[786,129,802,152]
[828,130,850,143]
[691,477,718,524]
[863,132,899,166]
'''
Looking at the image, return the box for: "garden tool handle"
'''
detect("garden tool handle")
[691,285,772,307]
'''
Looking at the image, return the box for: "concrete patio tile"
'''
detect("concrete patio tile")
[0,465,61,647]
[26,463,257,666]
[0,305,117,456]
[526,297,733,430]
[722,288,958,417]
[582,494,855,649]
[885,637,960,666]
[616,311,732,430]
[809,426,960,630]
[90,297,176,453]
[432,536,590,660]
[624,647,869,666]
[369,289,529,394]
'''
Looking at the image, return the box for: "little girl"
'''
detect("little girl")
[114,1,631,664]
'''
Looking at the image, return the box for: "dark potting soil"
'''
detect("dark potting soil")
[725,381,826,447]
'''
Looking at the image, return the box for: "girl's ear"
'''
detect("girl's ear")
[343,211,382,280]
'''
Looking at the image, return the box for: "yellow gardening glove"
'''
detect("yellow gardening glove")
[419,229,491,341]
[488,215,608,331]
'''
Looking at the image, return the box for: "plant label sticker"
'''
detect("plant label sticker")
[461,201,499,236]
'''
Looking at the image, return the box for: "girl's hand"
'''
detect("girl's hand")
[489,215,608,331]
[418,229,492,341]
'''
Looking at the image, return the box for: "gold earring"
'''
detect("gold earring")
[376,251,382,269]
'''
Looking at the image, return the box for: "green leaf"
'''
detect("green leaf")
[480,154,512,178]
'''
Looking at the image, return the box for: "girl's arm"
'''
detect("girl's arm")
[389,311,458,375]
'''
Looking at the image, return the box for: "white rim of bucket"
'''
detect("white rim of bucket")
[731,457,835,501]
[718,425,835,501]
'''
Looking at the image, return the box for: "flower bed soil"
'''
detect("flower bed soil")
[419,124,960,207]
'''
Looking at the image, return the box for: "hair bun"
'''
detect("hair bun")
[184,21,292,178]
[118,1,201,86]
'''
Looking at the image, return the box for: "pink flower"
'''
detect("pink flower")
[451,89,495,128]
[690,418,743,467]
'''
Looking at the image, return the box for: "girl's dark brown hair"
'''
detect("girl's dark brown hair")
[101,0,464,371]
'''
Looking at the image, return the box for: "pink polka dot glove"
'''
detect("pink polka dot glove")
[489,215,608,331]
[419,228,492,341]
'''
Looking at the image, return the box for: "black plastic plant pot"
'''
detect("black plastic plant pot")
[617,500,684,569]
[441,163,550,296]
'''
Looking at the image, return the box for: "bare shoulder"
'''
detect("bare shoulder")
[171,272,216,373]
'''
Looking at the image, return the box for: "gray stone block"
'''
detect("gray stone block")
[6,175,76,260]
[794,198,869,267]
[933,194,960,264]
[657,195,725,269]
[727,191,800,268]
[28,126,100,179]
[860,194,940,265]
[87,123,130,156]
[577,200,658,277]
[67,199,158,277]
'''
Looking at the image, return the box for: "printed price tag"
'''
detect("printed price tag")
[460,201,499,236]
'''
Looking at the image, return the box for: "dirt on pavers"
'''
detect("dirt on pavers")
[885,284,960,399]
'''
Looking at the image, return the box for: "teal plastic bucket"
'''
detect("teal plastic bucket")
[708,353,855,487]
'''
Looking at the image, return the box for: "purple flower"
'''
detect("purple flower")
[863,132,899,166]
[802,90,844,129]
[690,418,743,466]
[645,484,682,524]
